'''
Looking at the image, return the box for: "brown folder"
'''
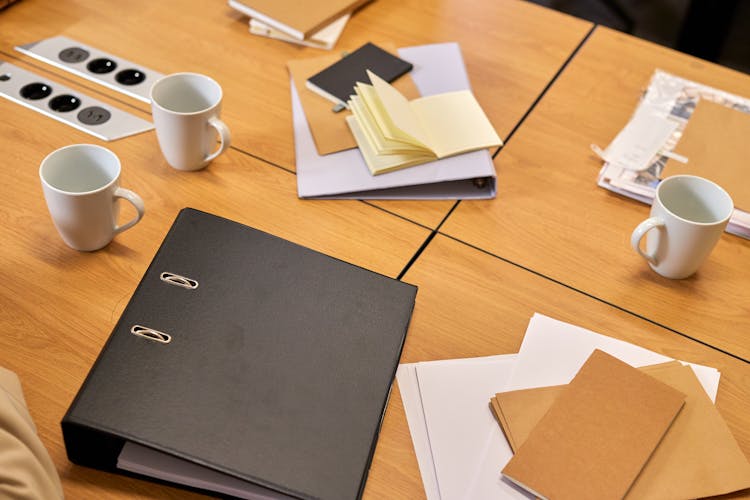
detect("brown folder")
[662,99,750,211]
[493,361,750,499]
[287,51,419,156]
[500,350,685,500]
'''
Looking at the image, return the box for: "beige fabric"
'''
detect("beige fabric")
[0,366,64,499]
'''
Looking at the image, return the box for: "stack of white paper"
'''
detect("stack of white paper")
[397,313,721,499]
[249,14,349,50]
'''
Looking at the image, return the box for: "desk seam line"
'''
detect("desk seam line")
[496,24,597,149]
[437,232,750,364]
[226,147,435,230]
[229,145,296,174]
[359,201,433,231]
[431,25,597,284]
[397,25,597,284]
[397,230,438,281]
[396,201,462,280]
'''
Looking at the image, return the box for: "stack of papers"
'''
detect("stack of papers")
[249,14,349,50]
[347,71,501,175]
[398,313,750,499]
[595,70,750,239]
[501,351,683,500]
[229,0,370,50]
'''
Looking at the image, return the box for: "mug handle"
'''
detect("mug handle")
[205,117,231,163]
[113,187,145,235]
[630,217,664,265]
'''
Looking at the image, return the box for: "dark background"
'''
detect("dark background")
[527,0,750,75]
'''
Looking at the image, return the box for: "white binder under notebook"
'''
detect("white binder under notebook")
[293,43,500,199]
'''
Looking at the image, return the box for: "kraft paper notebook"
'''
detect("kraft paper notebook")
[227,0,370,40]
[501,350,685,500]
[662,99,750,211]
[287,50,420,156]
[493,362,750,499]
[61,208,417,500]
[294,43,499,199]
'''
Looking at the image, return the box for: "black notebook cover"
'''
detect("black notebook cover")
[306,42,412,106]
[62,208,417,500]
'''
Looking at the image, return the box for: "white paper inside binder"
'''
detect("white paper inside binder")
[117,441,293,499]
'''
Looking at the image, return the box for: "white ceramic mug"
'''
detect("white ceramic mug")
[40,144,145,251]
[630,175,733,279]
[150,72,231,171]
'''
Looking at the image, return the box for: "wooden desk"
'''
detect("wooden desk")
[0,0,592,229]
[344,0,593,227]
[1,3,747,500]
[0,57,430,499]
[442,26,750,361]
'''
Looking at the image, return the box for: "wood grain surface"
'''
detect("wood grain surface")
[0,0,592,229]
[0,4,747,500]
[0,59,428,499]
[365,234,750,499]
[442,26,750,361]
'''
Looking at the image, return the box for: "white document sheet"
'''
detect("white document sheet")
[397,356,534,500]
[293,43,497,199]
[505,313,720,402]
[397,364,441,500]
[598,106,680,171]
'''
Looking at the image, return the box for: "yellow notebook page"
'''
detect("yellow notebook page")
[346,116,434,174]
[411,90,502,158]
[368,71,432,149]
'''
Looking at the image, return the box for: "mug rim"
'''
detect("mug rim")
[39,144,121,196]
[149,72,223,116]
[656,174,734,226]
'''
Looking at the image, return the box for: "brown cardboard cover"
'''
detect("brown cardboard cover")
[500,350,685,500]
[494,361,750,498]
[491,385,561,453]
[663,99,750,211]
[287,52,419,156]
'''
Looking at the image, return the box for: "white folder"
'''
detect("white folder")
[293,43,499,199]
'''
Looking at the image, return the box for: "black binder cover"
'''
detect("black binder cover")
[62,208,417,500]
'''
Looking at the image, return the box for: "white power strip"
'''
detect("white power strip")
[16,35,164,103]
[0,61,154,141]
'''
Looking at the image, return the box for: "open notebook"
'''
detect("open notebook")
[294,43,500,199]
[347,71,501,174]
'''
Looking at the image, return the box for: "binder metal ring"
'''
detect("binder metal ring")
[160,272,198,289]
[131,325,172,344]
